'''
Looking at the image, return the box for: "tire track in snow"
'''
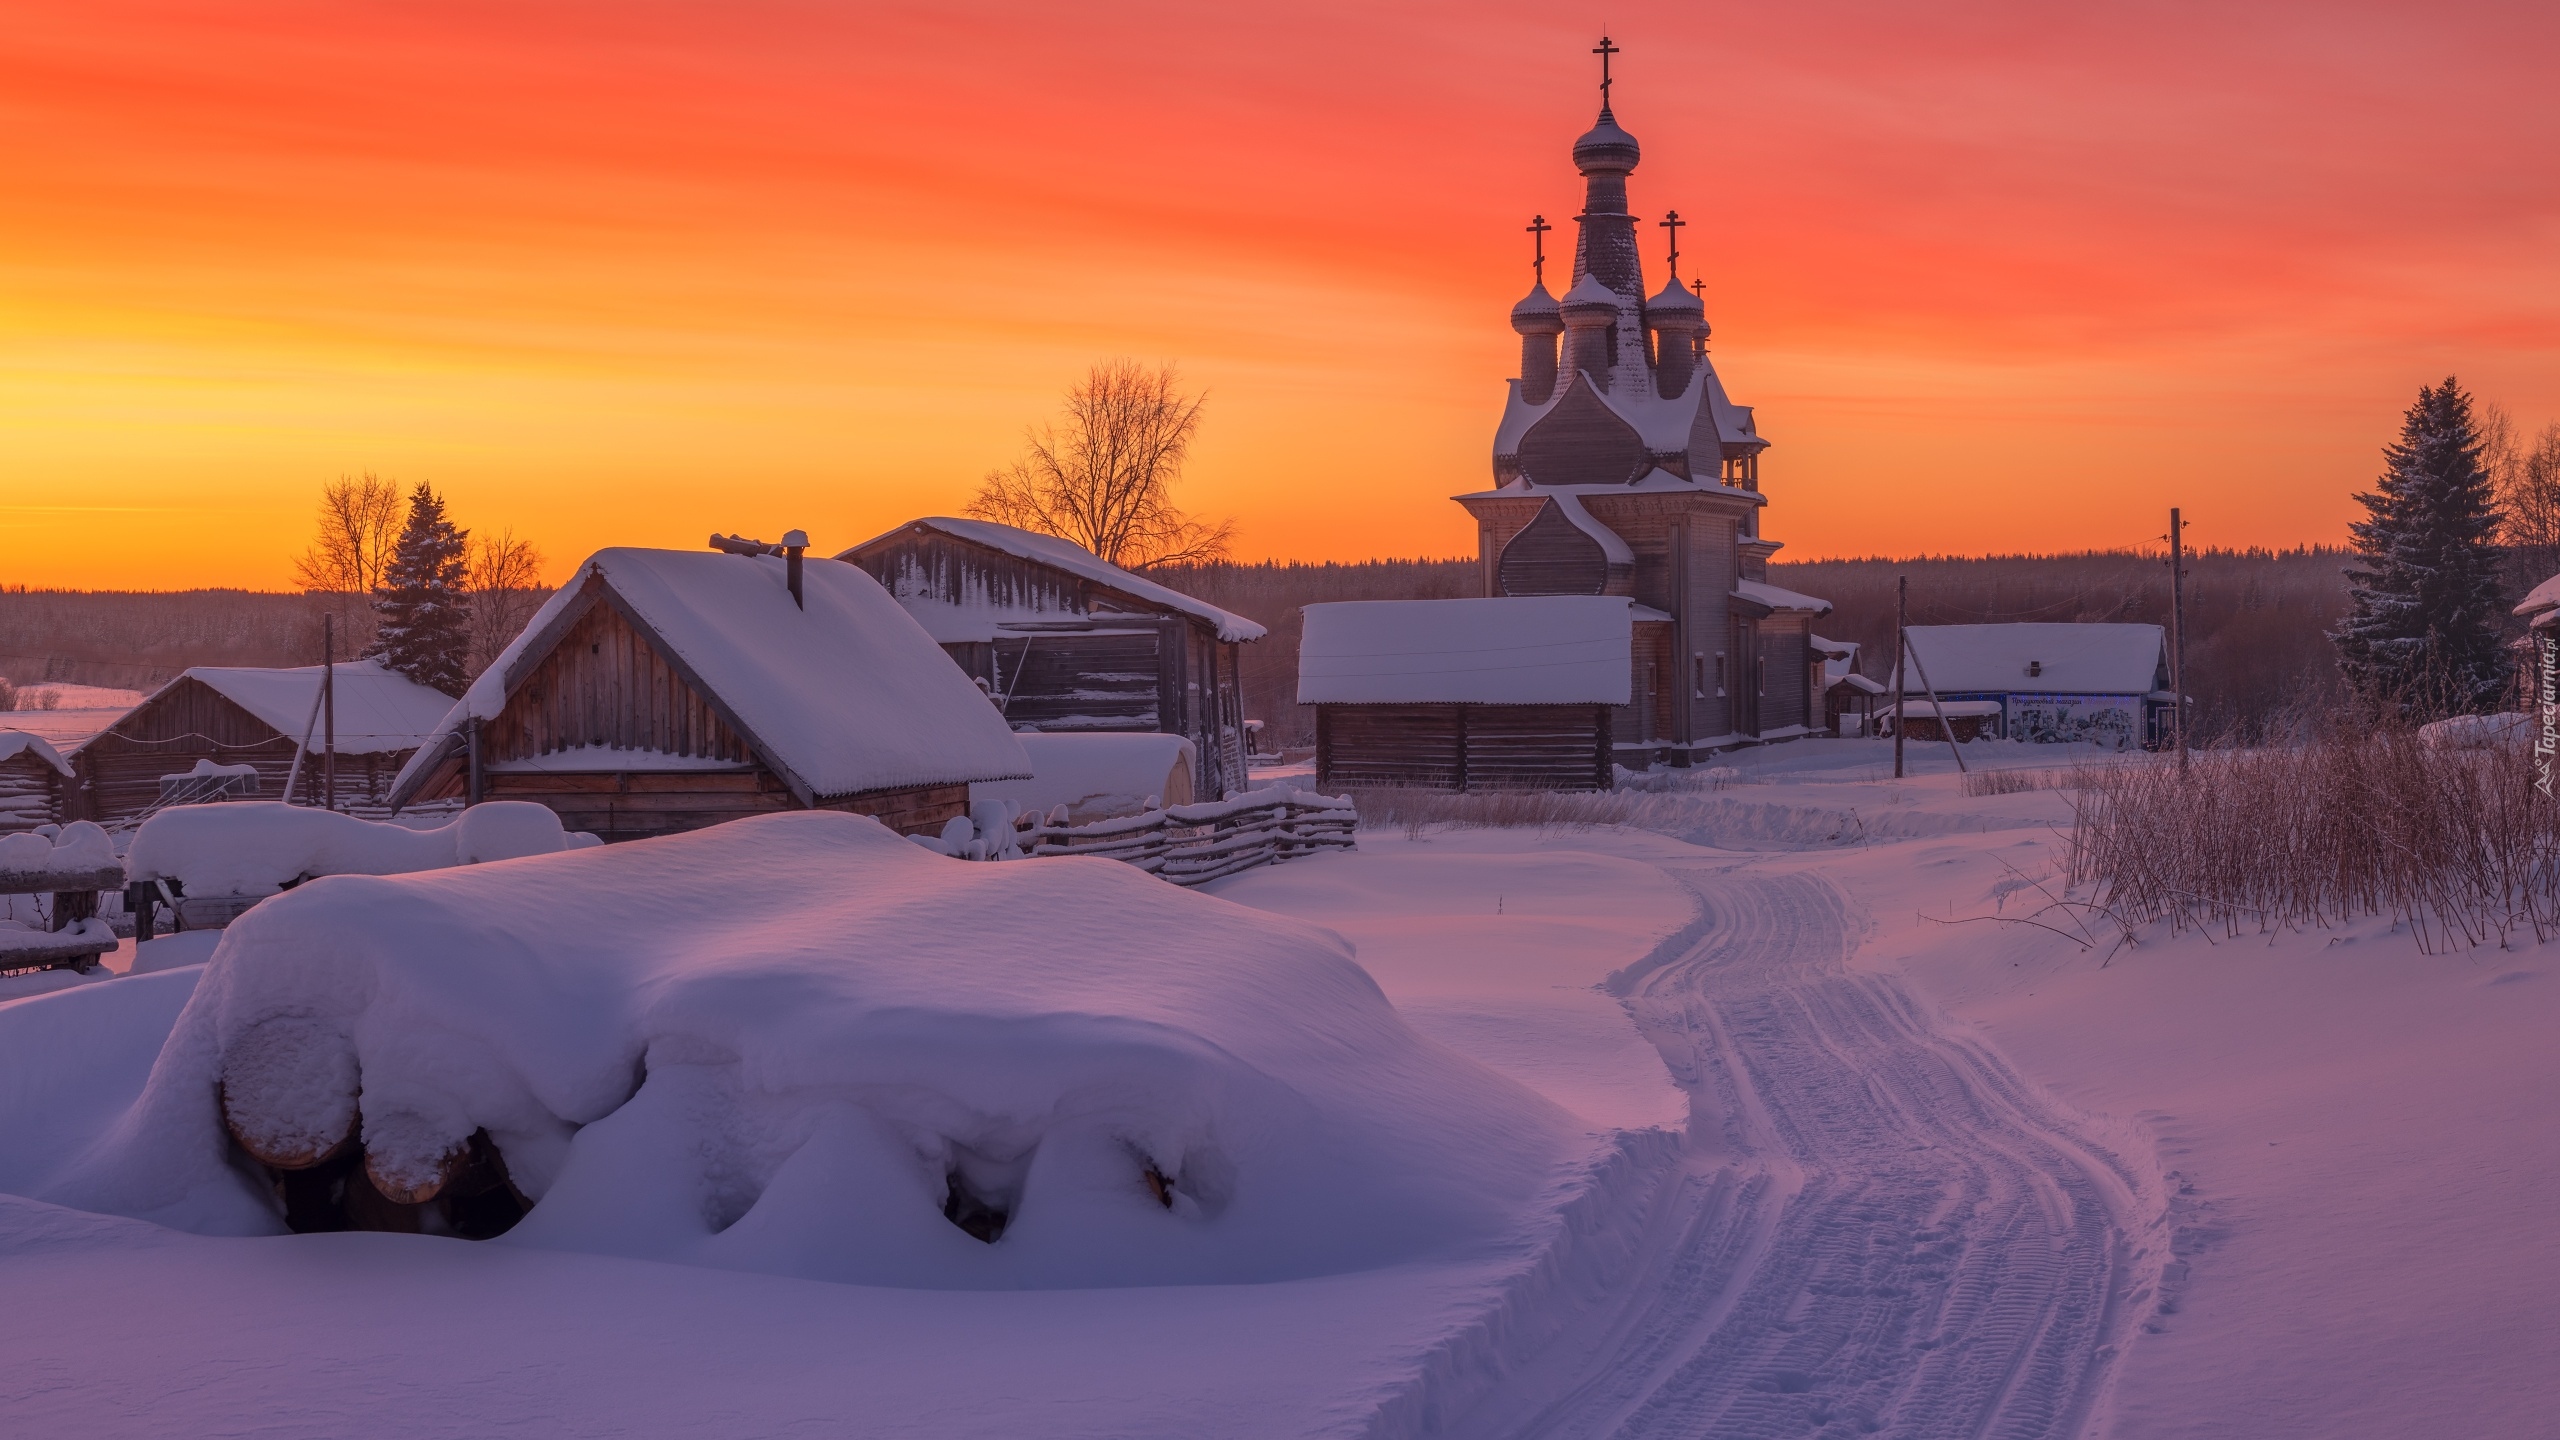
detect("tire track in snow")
[1450,864,2162,1440]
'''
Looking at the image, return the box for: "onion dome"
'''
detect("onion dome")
[1560,270,1624,320]
[1572,105,1641,174]
[1510,281,1564,334]
[1647,274,1703,318]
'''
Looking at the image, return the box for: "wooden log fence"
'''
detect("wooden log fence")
[1019,786,1356,886]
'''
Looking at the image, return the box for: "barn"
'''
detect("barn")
[1886,623,2177,748]
[838,518,1265,800]
[1299,596,1629,792]
[0,732,73,834]
[67,660,457,826]
[388,545,1030,841]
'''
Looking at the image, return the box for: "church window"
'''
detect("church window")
[1693,656,1706,698]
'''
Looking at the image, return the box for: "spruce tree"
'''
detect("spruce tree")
[2331,377,2512,717]
[370,482,472,696]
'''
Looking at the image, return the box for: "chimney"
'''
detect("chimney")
[782,529,808,609]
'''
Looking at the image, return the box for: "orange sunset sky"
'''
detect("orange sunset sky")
[4,1,2557,591]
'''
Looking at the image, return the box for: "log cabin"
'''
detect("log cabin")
[387,546,1031,841]
[0,732,72,834]
[66,660,456,826]
[1299,597,1627,792]
[837,518,1264,800]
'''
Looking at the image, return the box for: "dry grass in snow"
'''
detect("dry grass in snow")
[2067,730,2559,952]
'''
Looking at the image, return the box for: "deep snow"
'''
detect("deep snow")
[2,737,2553,1438]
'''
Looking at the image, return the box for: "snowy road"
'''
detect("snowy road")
[1447,861,2164,1440]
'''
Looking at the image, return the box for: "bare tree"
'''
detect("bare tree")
[292,473,404,655]
[2499,419,2560,594]
[465,529,549,679]
[968,359,1235,569]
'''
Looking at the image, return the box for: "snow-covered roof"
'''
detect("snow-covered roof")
[1549,493,1634,564]
[394,548,1030,806]
[972,732,1198,819]
[144,660,455,756]
[1297,597,1633,706]
[1890,623,2166,696]
[844,518,1266,644]
[2515,571,2560,628]
[0,731,71,777]
[1733,579,1832,616]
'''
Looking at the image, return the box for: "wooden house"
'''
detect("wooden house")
[838,518,1265,800]
[0,732,72,834]
[1887,623,2175,749]
[388,546,1031,841]
[1298,597,1627,792]
[1814,635,1885,735]
[67,660,456,826]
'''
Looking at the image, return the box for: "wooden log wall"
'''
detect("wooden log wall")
[1316,703,1611,792]
[483,772,967,843]
[0,754,62,833]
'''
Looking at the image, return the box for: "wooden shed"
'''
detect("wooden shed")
[66,660,456,826]
[839,518,1265,800]
[388,546,1031,842]
[1298,596,1630,792]
[0,732,73,834]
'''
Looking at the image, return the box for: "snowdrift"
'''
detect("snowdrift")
[125,801,587,897]
[50,811,1579,1289]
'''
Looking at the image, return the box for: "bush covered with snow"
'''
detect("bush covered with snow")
[52,811,1577,1287]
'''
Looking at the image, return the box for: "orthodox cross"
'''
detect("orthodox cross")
[1659,209,1686,277]
[1593,35,1619,104]
[1527,214,1552,285]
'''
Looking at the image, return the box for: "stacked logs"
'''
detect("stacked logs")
[220,1086,528,1239]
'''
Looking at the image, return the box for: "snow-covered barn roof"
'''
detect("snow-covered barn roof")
[2515,571,2560,630]
[132,660,456,756]
[1297,597,1632,706]
[392,548,1029,807]
[841,518,1266,644]
[1889,623,2167,696]
[0,730,72,777]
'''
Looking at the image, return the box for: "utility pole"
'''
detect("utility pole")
[322,611,337,812]
[2168,509,2188,771]
[1893,575,1908,779]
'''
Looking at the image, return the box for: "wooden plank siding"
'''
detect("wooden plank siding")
[845,525,1254,800]
[479,595,753,767]
[1316,704,1612,792]
[480,771,966,844]
[67,677,411,825]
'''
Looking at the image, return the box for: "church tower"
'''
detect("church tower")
[1455,39,1831,762]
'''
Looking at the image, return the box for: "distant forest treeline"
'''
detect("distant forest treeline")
[0,546,2468,742]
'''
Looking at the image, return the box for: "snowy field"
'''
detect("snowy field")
[1,737,2552,1438]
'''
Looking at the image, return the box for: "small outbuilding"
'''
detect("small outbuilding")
[389,546,1032,841]
[1299,596,1630,791]
[1886,623,2175,748]
[1813,634,1885,735]
[838,518,1265,800]
[68,660,458,826]
[0,732,73,834]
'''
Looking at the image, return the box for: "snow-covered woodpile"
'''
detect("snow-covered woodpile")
[1299,597,1632,791]
[67,661,457,826]
[840,518,1265,801]
[55,811,1573,1280]
[0,731,71,833]
[389,547,1031,841]
[0,822,122,973]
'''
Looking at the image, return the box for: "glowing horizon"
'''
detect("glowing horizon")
[4,2,2555,590]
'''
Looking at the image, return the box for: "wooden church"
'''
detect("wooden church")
[1315,45,1832,779]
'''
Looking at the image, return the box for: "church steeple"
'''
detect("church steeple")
[1569,37,1645,306]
